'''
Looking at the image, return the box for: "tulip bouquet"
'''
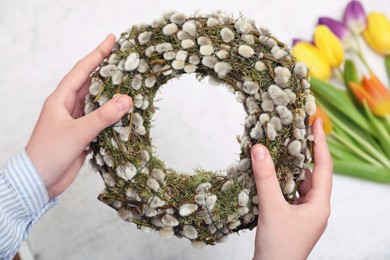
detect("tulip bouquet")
[293,0,390,182]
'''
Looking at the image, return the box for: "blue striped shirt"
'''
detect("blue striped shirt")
[0,149,56,260]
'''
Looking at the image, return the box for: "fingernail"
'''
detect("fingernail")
[252,145,266,161]
[114,95,131,112]
[103,34,111,43]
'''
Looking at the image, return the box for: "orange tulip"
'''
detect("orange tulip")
[309,105,333,134]
[348,74,390,117]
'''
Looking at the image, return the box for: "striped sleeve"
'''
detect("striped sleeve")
[0,149,56,260]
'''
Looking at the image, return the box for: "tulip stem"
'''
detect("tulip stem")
[323,103,390,168]
[327,138,363,161]
[353,36,373,74]
[386,116,390,133]
[385,55,390,83]
[333,160,390,183]
[334,68,344,82]
[362,101,390,158]
[331,132,382,167]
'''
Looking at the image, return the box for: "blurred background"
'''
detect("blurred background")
[0,0,389,259]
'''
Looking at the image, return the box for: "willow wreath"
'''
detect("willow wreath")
[86,11,315,248]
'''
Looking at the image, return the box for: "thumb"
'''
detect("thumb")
[76,94,133,145]
[251,144,285,211]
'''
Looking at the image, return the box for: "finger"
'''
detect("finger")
[308,118,333,204]
[298,168,313,198]
[71,80,92,118]
[251,144,286,212]
[71,98,85,119]
[57,34,116,94]
[73,94,133,147]
[294,168,313,204]
[77,78,93,105]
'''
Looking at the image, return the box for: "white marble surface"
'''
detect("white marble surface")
[0,0,389,259]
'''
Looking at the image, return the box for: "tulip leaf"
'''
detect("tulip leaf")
[333,122,381,153]
[332,106,384,154]
[386,116,390,133]
[332,129,383,167]
[362,100,390,158]
[327,138,361,161]
[315,93,371,139]
[333,160,390,183]
[385,55,390,83]
[310,77,375,136]
[343,59,360,84]
[317,98,383,152]
[319,99,390,168]
[343,59,363,107]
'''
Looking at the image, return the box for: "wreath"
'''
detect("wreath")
[86,10,315,248]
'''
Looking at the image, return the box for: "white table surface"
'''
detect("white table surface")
[1,0,389,259]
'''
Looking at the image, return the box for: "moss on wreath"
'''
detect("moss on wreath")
[87,10,315,247]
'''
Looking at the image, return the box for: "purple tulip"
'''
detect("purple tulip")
[292,38,314,46]
[292,38,303,46]
[343,0,367,34]
[318,17,353,47]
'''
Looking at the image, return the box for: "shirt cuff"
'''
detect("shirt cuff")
[5,149,57,221]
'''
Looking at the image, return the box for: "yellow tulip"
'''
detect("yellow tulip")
[292,42,332,80]
[314,25,344,68]
[363,12,390,55]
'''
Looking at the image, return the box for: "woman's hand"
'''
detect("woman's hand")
[26,34,133,199]
[252,118,333,260]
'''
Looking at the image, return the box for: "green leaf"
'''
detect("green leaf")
[343,59,360,84]
[328,138,361,161]
[310,78,374,136]
[386,116,390,133]
[385,55,390,83]
[343,59,363,108]
[317,98,382,153]
[334,160,390,183]
[318,98,390,168]
[331,130,383,167]
[331,107,385,154]
[362,100,390,158]
[318,96,386,158]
